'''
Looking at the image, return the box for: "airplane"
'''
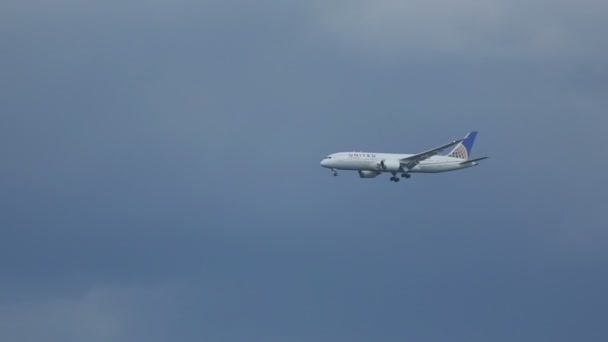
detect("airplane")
[320,131,488,182]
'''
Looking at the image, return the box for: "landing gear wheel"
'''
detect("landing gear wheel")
[404,173,411,179]
[333,172,338,176]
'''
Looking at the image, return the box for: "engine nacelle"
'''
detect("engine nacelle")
[358,170,379,178]
[379,159,401,172]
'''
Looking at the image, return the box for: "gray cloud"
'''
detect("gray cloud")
[0,287,126,342]
[1,0,607,340]
[311,0,608,60]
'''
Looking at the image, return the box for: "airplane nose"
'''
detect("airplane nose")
[320,159,328,167]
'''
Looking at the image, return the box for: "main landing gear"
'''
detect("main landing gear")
[390,173,411,182]
[390,172,400,182]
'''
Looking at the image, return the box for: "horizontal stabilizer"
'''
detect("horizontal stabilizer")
[459,157,489,165]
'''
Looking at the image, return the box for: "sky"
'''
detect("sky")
[1,1,607,341]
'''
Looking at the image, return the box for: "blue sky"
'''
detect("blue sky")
[1,1,607,341]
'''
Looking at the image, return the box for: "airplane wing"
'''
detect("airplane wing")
[400,139,465,169]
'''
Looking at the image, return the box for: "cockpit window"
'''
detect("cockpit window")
[326,156,332,159]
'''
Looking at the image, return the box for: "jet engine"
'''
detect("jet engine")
[358,170,379,178]
[378,159,401,172]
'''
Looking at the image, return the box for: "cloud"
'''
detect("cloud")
[1,1,608,340]
[311,0,608,60]
[0,282,209,342]
[0,287,126,342]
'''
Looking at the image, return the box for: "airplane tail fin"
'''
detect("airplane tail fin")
[447,131,477,160]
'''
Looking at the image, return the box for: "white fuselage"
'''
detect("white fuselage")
[320,152,478,174]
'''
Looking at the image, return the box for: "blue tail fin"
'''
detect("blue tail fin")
[447,131,477,160]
